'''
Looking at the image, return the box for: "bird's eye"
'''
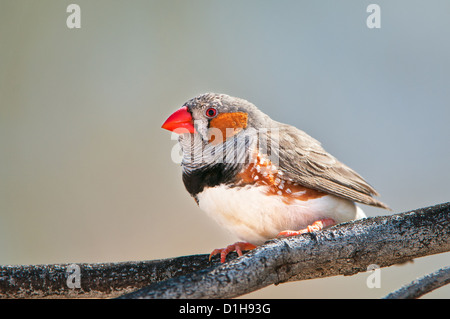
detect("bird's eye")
[205,107,217,118]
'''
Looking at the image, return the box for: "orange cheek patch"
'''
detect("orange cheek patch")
[209,112,248,144]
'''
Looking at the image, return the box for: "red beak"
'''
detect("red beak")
[161,106,195,134]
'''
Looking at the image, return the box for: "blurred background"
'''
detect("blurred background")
[0,0,449,298]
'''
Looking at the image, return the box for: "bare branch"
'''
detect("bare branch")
[0,255,217,298]
[0,202,449,299]
[383,266,450,299]
[118,202,450,299]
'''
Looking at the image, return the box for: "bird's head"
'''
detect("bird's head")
[162,93,270,145]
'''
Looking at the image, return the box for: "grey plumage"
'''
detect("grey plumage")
[273,124,390,209]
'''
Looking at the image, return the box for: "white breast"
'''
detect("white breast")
[197,184,365,245]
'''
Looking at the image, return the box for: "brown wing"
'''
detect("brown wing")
[269,124,390,209]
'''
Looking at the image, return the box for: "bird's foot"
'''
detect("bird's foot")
[276,218,336,238]
[209,241,257,263]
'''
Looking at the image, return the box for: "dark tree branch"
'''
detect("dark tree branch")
[0,202,449,299]
[383,266,450,299]
[0,254,217,298]
[118,202,450,299]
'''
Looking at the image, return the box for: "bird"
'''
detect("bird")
[161,93,389,263]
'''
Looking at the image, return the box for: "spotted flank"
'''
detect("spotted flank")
[236,153,326,203]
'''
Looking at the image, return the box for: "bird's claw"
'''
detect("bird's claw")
[276,218,336,238]
[209,241,257,263]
